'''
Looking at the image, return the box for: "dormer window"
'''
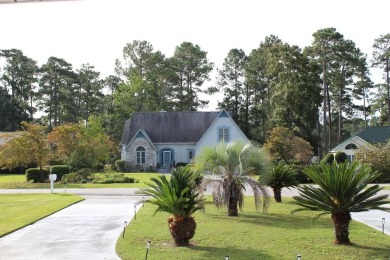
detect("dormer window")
[218,126,230,142]
[345,143,357,150]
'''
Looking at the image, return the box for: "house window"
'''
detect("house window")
[345,143,357,149]
[188,149,195,161]
[347,155,355,162]
[218,127,230,142]
[136,146,146,164]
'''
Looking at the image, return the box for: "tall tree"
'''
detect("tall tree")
[372,34,390,124]
[39,57,76,129]
[77,64,104,124]
[170,42,214,111]
[217,49,247,129]
[0,49,38,121]
[0,86,29,131]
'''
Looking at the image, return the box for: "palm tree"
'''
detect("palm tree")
[263,163,298,202]
[293,161,389,245]
[195,141,270,217]
[139,166,204,246]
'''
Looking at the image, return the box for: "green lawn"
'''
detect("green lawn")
[0,173,165,188]
[117,197,390,260]
[0,193,83,237]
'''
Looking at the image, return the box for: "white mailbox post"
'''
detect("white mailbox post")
[49,174,57,194]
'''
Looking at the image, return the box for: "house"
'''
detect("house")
[330,126,390,161]
[120,110,249,170]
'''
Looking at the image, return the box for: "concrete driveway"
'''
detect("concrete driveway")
[0,195,142,260]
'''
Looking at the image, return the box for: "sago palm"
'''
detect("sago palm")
[264,163,298,202]
[195,141,270,217]
[140,166,204,246]
[293,161,389,245]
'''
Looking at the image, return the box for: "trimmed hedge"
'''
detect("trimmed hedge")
[335,152,348,163]
[26,168,49,183]
[322,153,334,164]
[115,160,126,172]
[50,165,70,181]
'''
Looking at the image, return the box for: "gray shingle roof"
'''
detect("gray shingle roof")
[121,111,223,145]
[356,126,390,144]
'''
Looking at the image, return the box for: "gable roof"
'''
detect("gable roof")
[330,126,390,152]
[121,111,231,145]
[355,126,390,144]
[330,136,368,152]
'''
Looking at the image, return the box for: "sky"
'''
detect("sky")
[1,0,390,110]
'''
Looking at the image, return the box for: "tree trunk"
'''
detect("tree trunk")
[228,195,239,216]
[168,215,196,246]
[331,212,352,245]
[273,187,282,202]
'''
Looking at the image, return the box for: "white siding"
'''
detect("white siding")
[195,116,249,155]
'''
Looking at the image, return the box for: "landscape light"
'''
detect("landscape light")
[297,254,302,260]
[225,256,229,260]
[383,218,386,234]
[122,221,127,239]
[145,240,151,260]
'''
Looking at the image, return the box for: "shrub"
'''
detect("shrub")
[77,168,93,180]
[92,173,136,184]
[26,168,49,183]
[176,162,188,167]
[50,165,70,181]
[111,163,117,171]
[81,179,88,184]
[322,153,334,164]
[115,160,126,172]
[62,172,82,183]
[93,163,105,172]
[335,152,348,163]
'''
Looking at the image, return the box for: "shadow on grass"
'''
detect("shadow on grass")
[188,245,274,260]
[351,243,390,258]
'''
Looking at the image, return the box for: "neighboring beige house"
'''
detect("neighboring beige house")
[330,126,390,161]
[120,110,249,171]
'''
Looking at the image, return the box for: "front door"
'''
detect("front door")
[163,151,171,167]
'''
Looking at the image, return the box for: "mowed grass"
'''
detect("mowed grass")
[0,172,165,188]
[0,193,83,237]
[116,197,390,260]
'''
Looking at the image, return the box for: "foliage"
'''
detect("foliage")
[50,165,70,181]
[264,127,314,164]
[26,168,49,183]
[262,163,298,202]
[0,122,50,182]
[322,153,335,164]
[92,173,136,184]
[61,172,83,184]
[195,141,270,216]
[355,143,390,183]
[334,152,348,163]
[115,160,126,172]
[48,116,115,172]
[293,161,389,244]
[139,166,204,246]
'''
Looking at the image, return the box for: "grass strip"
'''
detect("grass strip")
[117,197,390,260]
[0,193,83,237]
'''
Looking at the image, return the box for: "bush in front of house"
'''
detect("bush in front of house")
[62,172,83,183]
[50,165,70,181]
[176,162,188,167]
[92,173,137,184]
[26,168,50,183]
[322,153,334,164]
[115,160,126,172]
[335,152,348,163]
